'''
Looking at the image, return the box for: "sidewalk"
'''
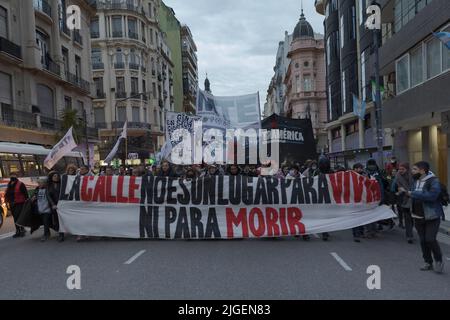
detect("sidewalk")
[439,206,450,235]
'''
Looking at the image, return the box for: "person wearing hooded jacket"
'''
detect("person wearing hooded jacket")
[399,161,445,273]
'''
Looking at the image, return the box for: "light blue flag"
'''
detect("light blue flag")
[434,32,450,50]
[353,94,366,120]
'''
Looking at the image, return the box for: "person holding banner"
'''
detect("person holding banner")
[158,160,177,177]
[31,177,53,242]
[48,171,64,242]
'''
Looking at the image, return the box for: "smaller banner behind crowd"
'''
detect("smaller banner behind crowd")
[196,90,261,131]
[57,172,394,239]
[261,114,317,165]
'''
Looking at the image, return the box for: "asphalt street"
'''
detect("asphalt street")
[0,216,449,300]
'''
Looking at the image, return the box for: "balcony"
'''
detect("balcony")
[73,31,83,45]
[141,66,146,73]
[43,60,61,77]
[96,2,141,15]
[115,92,127,99]
[112,31,123,38]
[34,0,52,18]
[94,91,106,99]
[86,127,99,139]
[60,23,70,37]
[90,31,100,39]
[130,92,140,98]
[92,62,104,70]
[66,72,91,92]
[129,122,151,130]
[40,115,62,130]
[95,122,108,129]
[129,62,140,70]
[128,31,139,40]
[0,37,22,60]
[114,62,125,69]
[0,108,39,130]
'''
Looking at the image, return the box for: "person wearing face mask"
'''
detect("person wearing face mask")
[399,161,445,273]
[286,165,302,180]
[5,172,29,238]
[303,161,319,178]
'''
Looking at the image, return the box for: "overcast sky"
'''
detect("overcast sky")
[163,0,325,106]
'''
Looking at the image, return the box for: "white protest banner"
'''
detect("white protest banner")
[105,121,127,164]
[57,172,395,239]
[44,127,77,170]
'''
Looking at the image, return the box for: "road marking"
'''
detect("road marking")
[313,234,320,239]
[330,252,352,271]
[0,232,15,240]
[124,250,146,265]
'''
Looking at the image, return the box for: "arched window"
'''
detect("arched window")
[37,84,55,119]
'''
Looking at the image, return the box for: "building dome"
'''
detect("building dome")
[293,11,315,40]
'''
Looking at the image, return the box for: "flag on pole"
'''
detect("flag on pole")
[353,94,366,120]
[371,80,385,102]
[434,31,450,50]
[44,127,78,170]
[104,121,127,164]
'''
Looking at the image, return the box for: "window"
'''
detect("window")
[143,107,147,123]
[36,84,54,118]
[361,51,367,101]
[115,48,124,68]
[94,108,105,124]
[117,106,127,122]
[345,121,359,135]
[426,38,441,79]
[76,101,83,116]
[342,71,347,112]
[142,79,146,94]
[410,46,423,87]
[112,16,122,37]
[132,106,140,122]
[36,30,50,68]
[62,47,69,76]
[92,48,102,64]
[304,61,309,67]
[303,75,312,91]
[94,77,104,96]
[396,54,410,93]
[58,0,67,34]
[75,55,81,79]
[128,18,138,39]
[332,128,341,140]
[328,85,332,120]
[64,96,72,110]
[350,5,356,40]
[152,82,156,98]
[296,75,301,93]
[91,19,99,38]
[154,109,158,125]
[340,15,345,49]
[0,72,12,120]
[443,26,450,71]
[359,0,366,26]
[116,77,125,94]
[148,3,153,18]
[141,21,146,42]
[394,0,434,33]
[131,77,139,95]
[150,28,154,44]
[326,37,331,65]
[0,6,8,39]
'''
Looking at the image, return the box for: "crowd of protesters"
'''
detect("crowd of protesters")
[3,155,447,273]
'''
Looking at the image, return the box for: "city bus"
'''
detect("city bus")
[0,142,84,222]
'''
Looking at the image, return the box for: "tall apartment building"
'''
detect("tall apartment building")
[378,0,450,184]
[315,0,393,168]
[90,0,174,162]
[181,25,198,114]
[158,2,183,113]
[0,0,96,154]
[283,11,328,152]
[264,31,292,118]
